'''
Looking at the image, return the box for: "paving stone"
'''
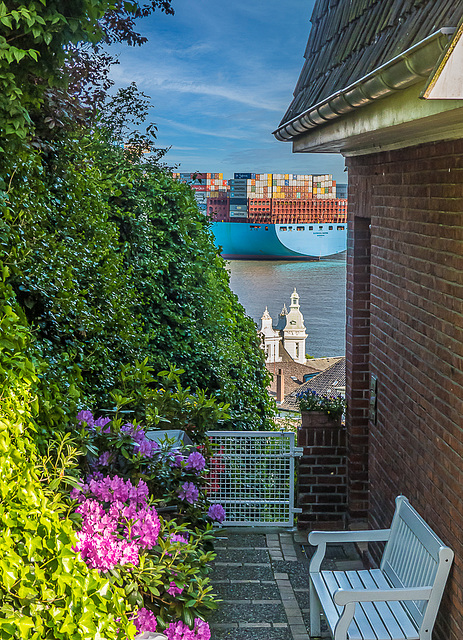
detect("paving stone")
[212,628,292,639]
[215,549,270,563]
[214,562,269,567]
[294,589,309,610]
[211,565,274,581]
[211,623,238,629]
[209,603,287,625]
[212,582,280,600]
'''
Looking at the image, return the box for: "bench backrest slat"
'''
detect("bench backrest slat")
[380,496,454,630]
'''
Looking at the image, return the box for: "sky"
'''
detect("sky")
[110,0,346,181]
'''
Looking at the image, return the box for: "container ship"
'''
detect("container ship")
[172,172,347,260]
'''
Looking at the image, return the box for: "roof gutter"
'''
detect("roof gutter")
[273,29,455,142]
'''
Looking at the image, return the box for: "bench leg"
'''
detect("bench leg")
[310,578,322,637]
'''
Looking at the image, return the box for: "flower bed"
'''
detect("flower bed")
[68,410,226,637]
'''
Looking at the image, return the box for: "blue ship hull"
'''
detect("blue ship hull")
[212,221,347,260]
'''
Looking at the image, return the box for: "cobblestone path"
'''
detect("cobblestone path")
[208,530,312,640]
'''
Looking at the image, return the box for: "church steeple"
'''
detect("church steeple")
[283,288,307,364]
[260,306,281,363]
[290,288,300,309]
[259,290,307,365]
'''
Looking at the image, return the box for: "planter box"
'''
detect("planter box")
[297,411,347,529]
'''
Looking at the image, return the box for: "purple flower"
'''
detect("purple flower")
[178,482,199,504]
[97,451,111,467]
[133,608,158,633]
[171,453,185,468]
[94,416,111,432]
[208,504,226,523]
[121,423,136,437]
[77,410,94,428]
[186,452,206,472]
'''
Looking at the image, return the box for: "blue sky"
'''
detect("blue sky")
[110,0,346,181]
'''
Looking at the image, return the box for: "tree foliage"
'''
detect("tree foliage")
[1,0,274,440]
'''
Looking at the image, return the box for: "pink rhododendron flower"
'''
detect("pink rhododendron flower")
[86,475,148,505]
[128,507,161,548]
[75,531,139,571]
[72,475,160,571]
[167,581,184,596]
[133,608,158,633]
[165,619,211,640]
[186,452,206,472]
[170,534,188,545]
[178,482,198,504]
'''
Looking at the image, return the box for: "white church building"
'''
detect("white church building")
[260,289,308,365]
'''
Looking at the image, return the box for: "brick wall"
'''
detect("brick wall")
[346,139,463,640]
[345,191,371,520]
[297,412,347,529]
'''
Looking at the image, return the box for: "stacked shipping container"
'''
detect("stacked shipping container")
[172,172,346,224]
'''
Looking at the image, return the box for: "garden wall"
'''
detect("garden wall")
[297,412,347,529]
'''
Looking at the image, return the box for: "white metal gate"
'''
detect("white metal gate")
[206,431,302,527]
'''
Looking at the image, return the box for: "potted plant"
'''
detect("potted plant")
[297,390,346,420]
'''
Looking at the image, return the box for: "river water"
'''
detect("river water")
[226,259,346,358]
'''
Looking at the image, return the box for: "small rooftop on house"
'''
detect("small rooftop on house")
[280,356,346,412]
[266,358,321,399]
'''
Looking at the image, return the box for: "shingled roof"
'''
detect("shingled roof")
[280,357,346,411]
[279,0,463,128]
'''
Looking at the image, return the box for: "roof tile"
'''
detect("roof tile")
[280,0,463,126]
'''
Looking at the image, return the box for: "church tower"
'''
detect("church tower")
[283,288,307,364]
[260,307,282,363]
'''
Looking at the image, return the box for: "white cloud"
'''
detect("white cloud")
[155,116,252,140]
[111,61,283,112]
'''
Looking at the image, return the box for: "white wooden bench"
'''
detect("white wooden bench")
[308,496,453,640]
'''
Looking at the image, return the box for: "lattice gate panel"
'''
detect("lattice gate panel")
[206,431,302,527]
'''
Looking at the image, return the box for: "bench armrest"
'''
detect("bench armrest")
[308,529,391,545]
[334,586,433,606]
[332,586,432,639]
[308,529,390,572]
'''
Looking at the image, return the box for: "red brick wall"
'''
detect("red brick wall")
[346,139,463,640]
[345,195,371,520]
[297,412,347,529]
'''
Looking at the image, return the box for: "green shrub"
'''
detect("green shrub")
[0,275,136,640]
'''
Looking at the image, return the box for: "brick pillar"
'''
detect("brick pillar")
[345,203,371,520]
[297,411,347,530]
